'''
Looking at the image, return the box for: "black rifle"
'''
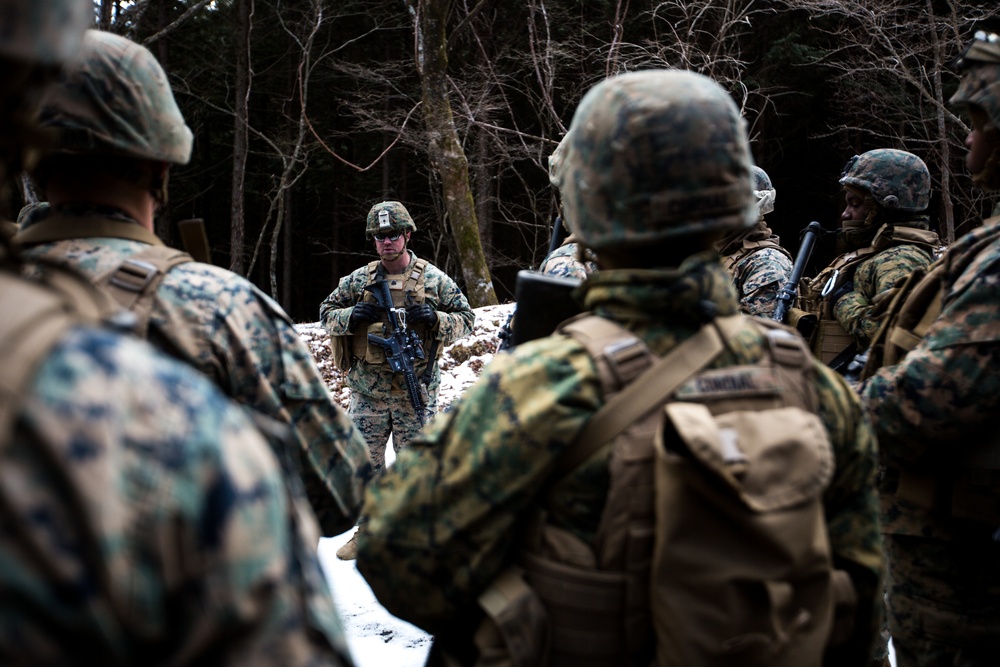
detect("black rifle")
[364,277,427,424]
[510,270,583,347]
[496,215,570,353]
[773,221,823,325]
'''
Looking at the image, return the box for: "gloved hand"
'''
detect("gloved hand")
[406,303,438,328]
[349,302,381,331]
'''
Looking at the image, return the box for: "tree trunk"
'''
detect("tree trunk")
[411,0,498,307]
[230,0,251,275]
[927,0,955,244]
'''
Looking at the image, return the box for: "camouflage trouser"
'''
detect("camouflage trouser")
[348,390,437,473]
[885,533,1000,667]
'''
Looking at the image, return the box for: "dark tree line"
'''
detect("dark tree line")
[15,0,998,321]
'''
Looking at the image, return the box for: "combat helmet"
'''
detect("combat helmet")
[838,149,930,212]
[548,131,572,188]
[752,165,776,217]
[38,30,193,166]
[366,201,417,238]
[0,0,91,182]
[951,29,1000,190]
[557,70,756,250]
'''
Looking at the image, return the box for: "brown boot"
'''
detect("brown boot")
[336,533,359,561]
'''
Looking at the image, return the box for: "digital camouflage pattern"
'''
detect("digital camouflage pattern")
[839,150,931,212]
[857,35,1000,661]
[720,240,793,317]
[832,222,938,348]
[365,200,417,238]
[38,30,193,164]
[556,70,757,248]
[538,240,597,280]
[356,255,884,664]
[715,163,792,318]
[951,32,1000,192]
[2,322,355,666]
[860,214,1000,663]
[348,391,432,469]
[21,211,373,537]
[319,249,474,460]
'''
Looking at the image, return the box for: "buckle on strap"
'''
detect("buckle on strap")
[109,258,159,293]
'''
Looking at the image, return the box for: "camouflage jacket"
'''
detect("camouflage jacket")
[861,213,1000,539]
[538,241,597,280]
[803,220,939,349]
[2,291,353,665]
[18,209,372,537]
[319,250,474,398]
[715,223,793,318]
[356,252,883,662]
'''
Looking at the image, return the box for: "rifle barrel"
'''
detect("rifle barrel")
[773,221,823,323]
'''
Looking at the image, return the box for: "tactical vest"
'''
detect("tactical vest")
[861,215,1000,528]
[350,258,434,364]
[472,314,856,667]
[797,224,940,365]
[719,236,792,281]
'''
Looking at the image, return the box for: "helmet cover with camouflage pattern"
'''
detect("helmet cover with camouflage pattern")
[752,165,776,216]
[0,0,90,67]
[365,201,417,238]
[838,149,930,212]
[548,132,571,188]
[951,31,1000,130]
[557,69,756,249]
[38,29,193,165]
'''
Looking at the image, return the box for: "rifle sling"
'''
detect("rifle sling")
[556,314,746,476]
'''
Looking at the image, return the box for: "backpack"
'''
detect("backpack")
[471,314,856,667]
[0,257,113,451]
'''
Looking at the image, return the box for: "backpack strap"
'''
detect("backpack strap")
[96,245,193,338]
[0,264,110,453]
[557,314,746,475]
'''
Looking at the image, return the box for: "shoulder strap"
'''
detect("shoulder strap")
[557,314,746,475]
[15,215,164,247]
[0,265,110,452]
[96,245,193,338]
[406,257,428,293]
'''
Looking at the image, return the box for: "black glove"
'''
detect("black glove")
[406,303,438,328]
[828,280,855,304]
[349,302,381,331]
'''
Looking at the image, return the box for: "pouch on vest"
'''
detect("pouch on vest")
[652,401,838,667]
[476,315,854,667]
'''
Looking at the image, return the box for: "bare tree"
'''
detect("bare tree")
[405,0,498,307]
[231,0,252,275]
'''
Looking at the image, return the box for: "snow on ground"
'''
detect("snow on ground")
[298,303,896,667]
[299,304,513,666]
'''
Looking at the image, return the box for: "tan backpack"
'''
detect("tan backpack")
[471,314,856,667]
[0,258,112,451]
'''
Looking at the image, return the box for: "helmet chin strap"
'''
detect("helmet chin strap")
[380,241,407,263]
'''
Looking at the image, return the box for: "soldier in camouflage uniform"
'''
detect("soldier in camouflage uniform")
[538,133,597,280]
[355,70,882,666]
[859,30,1000,667]
[0,3,355,664]
[798,149,941,369]
[714,164,793,317]
[15,30,372,538]
[320,200,474,559]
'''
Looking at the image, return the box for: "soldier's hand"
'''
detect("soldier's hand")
[349,302,381,331]
[406,304,438,328]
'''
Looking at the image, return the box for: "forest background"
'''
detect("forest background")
[19,0,999,322]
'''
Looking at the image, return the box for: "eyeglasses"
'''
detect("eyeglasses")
[373,232,403,242]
